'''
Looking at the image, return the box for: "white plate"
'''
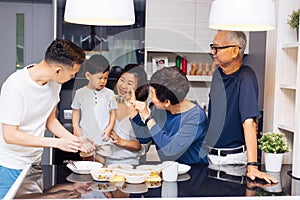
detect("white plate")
[177,173,191,182]
[178,163,191,175]
[66,173,93,183]
[90,181,117,192]
[66,161,103,175]
[120,183,148,194]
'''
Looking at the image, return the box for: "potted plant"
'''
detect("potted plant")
[258,132,290,172]
[287,8,300,41]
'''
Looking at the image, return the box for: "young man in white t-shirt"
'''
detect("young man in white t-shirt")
[0,39,95,199]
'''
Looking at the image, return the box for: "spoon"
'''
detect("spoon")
[64,160,77,169]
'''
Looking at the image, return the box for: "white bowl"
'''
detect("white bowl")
[107,163,134,170]
[123,170,148,184]
[178,163,191,175]
[136,165,161,176]
[90,168,116,182]
[66,161,103,175]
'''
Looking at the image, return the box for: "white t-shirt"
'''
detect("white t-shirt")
[0,66,61,169]
[71,86,117,145]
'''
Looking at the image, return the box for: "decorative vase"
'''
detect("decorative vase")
[297,27,299,42]
[263,171,282,193]
[264,152,283,172]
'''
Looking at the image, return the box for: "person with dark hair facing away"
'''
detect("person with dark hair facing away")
[106,64,150,165]
[0,39,94,199]
[129,66,208,165]
[72,54,117,164]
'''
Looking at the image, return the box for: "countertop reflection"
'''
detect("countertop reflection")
[13,163,300,199]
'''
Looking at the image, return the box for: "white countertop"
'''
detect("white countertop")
[3,164,31,200]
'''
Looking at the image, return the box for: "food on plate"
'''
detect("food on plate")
[97,182,111,190]
[145,175,161,182]
[98,169,113,180]
[108,164,133,170]
[90,168,116,181]
[145,180,161,188]
[136,165,161,176]
[127,173,144,176]
[110,175,125,182]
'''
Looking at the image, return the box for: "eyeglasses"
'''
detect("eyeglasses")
[210,44,241,54]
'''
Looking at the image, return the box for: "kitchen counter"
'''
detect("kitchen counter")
[7,163,300,199]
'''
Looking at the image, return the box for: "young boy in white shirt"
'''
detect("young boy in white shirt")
[72,54,117,164]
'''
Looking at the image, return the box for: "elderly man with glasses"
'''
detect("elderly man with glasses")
[206,30,278,184]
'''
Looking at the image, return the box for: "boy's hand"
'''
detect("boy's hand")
[79,135,95,153]
[73,126,83,137]
[102,128,111,141]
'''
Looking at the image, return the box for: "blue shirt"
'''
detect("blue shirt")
[206,65,260,148]
[130,103,208,165]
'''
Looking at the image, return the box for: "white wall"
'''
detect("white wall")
[0,1,53,89]
[0,1,53,164]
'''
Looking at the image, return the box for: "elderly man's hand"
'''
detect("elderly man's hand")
[246,166,279,184]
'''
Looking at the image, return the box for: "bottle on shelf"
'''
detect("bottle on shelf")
[181,56,187,75]
[176,55,182,69]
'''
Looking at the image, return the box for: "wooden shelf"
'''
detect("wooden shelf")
[277,123,295,133]
[264,0,300,167]
[279,84,297,90]
[186,75,212,82]
[281,42,300,49]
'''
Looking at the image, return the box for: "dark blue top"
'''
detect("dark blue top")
[130,103,208,165]
[206,65,260,148]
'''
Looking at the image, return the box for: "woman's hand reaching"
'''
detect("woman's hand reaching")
[128,89,150,120]
[110,130,125,147]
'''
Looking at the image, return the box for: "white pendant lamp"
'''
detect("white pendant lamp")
[209,0,276,31]
[64,0,135,26]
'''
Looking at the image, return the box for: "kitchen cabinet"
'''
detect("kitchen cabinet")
[144,0,249,77]
[194,0,218,52]
[145,0,249,53]
[144,0,217,106]
[263,0,300,179]
[145,0,196,53]
[144,0,215,80]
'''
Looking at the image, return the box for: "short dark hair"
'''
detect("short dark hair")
[44,39,85,68]
[156,59,165,64]
[150,66,190,105]
[122,64,149,101]
[83,54,110,74]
